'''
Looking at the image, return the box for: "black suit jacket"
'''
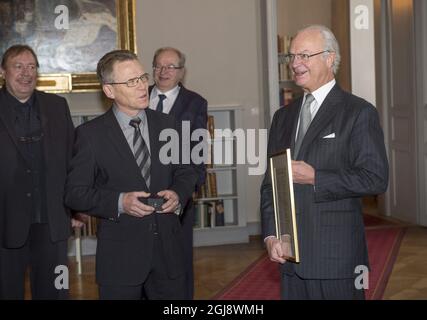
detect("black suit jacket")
[260,84,389,279]
[64,108,198,286]
[149,84,208,188]
[0,88,74,248]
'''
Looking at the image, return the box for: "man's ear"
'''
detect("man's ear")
[102,84,114,99]
[178,68,186,83]
[327,52,336,69]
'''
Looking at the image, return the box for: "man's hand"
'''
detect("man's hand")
[122,191,155,217]
[265,237,287,264]
[157,190,180,213]
[292,160,315,185]
[71,212,89,228]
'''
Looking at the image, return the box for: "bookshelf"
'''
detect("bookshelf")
[277,35,301,107]
[193,106,249,247]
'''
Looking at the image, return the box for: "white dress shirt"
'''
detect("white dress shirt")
[149,85,181,114]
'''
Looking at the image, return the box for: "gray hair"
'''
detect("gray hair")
[152,47,186,68]
[297,25,341,74]
[96,50,138,84]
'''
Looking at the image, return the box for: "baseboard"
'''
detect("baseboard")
[247,221,261,236]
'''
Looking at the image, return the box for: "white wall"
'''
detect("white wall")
[137,0,265,226]
[350,0,376,106]
[62,0,266,226]
[277,0,332,38]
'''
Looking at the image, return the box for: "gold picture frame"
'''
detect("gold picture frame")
[0,0,136,93]
[270,148,300,263]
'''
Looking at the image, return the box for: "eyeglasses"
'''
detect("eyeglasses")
[12,63,37,73]
[284,51,330,64]
[19,133,44,143]
[105,73,150,87]
[153,65,183,73]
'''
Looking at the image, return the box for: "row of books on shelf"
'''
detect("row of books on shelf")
[279,62,292,82]
[278,34,292,54]
[280,87,295,107]
[194,200,225,228]
[196,172,219,199]
[278,34,292,81]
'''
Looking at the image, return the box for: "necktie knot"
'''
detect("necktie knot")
[129,118,141,129]
[158,94,166,102]
[303,94,314,111]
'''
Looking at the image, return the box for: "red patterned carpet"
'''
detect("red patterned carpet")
[214,215,405,300]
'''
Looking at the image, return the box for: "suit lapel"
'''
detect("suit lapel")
[0,89,30,165]
[146,109,162,192]
[169,85,187,117]
[36,92,51,167]
[297,85,343,159]
[103,108,140,166]
[288,96,303,154]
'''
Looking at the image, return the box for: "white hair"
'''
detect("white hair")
[296,25,341,75]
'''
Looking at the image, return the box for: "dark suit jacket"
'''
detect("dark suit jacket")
[64,108,198,286]
[260,84,389,279]
[149,84,208,188]
[0,88,74,248]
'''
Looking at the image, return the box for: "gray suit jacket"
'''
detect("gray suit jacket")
[260,84,389,279]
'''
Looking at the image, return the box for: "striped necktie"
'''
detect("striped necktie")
[129,118,151,188]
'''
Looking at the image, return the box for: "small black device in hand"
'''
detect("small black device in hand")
[138,195,165,212]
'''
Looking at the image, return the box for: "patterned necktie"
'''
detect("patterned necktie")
[156,94,167,113]
[294,94,315,158]
[129,118,151,188]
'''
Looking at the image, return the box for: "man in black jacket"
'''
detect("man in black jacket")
[65,50,198,299]
[0,45,75,299]
[149,47,207,299]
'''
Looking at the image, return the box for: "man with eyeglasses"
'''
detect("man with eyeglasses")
[149,47,207,300]
[260,25,388,299]
[64,49,198,299]
[0,45,76,299]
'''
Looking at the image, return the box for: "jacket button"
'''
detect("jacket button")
[26,169,31,174]
[26,193,32,197]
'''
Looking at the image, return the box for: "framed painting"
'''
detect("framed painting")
[0,0,136,92]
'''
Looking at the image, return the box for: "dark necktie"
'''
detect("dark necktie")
[294,94,315,158]
[156,94,167,113]
[129,118,151,188]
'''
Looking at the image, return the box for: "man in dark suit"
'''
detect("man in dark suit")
[149,47,207,299]
[260,25,389,300]
[65,50,198,300]
[0,45,75,299]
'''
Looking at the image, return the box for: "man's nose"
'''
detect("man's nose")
[159,66,169,74]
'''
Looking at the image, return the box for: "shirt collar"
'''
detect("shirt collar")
[113,103,147,130]
[4,87,36,109]
[152,84,181,100]
[307,79,336,106]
